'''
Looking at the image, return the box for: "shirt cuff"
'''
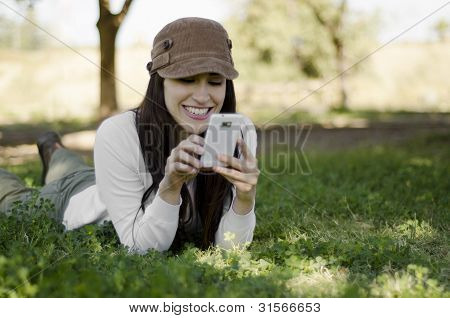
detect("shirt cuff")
[142,188,182,223]
[156,188,182,206]
[227,195,256,229]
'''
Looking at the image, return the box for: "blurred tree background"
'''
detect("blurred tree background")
[1,0,449,299]
[434,18,450,41]
[0,0,45,49]
[1,0,134,119]
[0,0,448,125]
[226,0,379,110]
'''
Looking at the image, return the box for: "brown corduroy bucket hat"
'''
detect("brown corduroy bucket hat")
[147,17,238,80]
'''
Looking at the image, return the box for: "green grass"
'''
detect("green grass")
[0,133,449,297]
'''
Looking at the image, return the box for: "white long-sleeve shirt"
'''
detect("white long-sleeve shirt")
[62,110,257,253]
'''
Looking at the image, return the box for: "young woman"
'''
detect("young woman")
[0,17,259,254]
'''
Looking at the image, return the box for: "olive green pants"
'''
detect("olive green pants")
[0,148,95,221]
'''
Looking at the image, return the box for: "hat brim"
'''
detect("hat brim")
[156,56,238,80]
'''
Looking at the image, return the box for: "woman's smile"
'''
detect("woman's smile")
[181,104,215,120]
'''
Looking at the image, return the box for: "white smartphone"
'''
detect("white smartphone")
[200,113,244,169]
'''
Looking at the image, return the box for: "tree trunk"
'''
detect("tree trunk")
[305,0,349,111]
[96,0,134,120]
[335,40,348,110]
[97,19,119,119]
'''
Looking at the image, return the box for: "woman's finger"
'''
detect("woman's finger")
[217,154,243,171]
[187,134,205,146]
[237,138,254,161]
[213,166,258,185]
[173,162,197,174]
[218,153,258,172]
[178,141,205,157]
[175,150,202,169]
[220,174,254,193]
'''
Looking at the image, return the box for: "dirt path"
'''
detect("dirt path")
[257,121,450,153]
[1,120,449,165]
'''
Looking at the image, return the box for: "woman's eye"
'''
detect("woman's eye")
[180,79,195,83]
[178,79,223,85]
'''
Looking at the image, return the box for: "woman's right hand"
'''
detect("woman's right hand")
[159,134,205,197]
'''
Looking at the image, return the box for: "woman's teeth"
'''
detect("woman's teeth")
[184,106,210,115]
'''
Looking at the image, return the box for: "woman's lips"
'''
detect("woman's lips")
[182,105,214,121]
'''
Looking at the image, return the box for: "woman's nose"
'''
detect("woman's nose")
[192,83,211,104]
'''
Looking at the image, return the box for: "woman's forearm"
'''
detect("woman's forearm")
[233,193,255,215]
[158,179,182,205]
[232,185,256,215]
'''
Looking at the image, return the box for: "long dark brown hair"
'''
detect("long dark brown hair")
[132,72,238,252]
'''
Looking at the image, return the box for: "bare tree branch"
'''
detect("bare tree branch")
[98,0,110,18]
[304,0,329,29]
[116,0,134,24]
[334,0,347,30]
[304,0,347,33]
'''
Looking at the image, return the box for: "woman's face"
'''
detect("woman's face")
[164,72,226,135]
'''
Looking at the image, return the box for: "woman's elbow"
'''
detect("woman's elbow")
[122,231,175,254]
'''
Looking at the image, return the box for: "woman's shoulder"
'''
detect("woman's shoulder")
[97,110,136,134]
[95,110,139,154]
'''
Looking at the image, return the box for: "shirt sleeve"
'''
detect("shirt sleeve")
[214,114,258,249]
[94,117,181,253]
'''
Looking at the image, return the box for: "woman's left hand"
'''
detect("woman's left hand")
[213,138,260,205]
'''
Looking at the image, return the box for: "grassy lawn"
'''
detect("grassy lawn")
[0,133,448,297]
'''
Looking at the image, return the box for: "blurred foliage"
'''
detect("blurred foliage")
[434,18,450,42]
[0,0,45,50]
[0,14,16,48]
[226,0,379,82]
